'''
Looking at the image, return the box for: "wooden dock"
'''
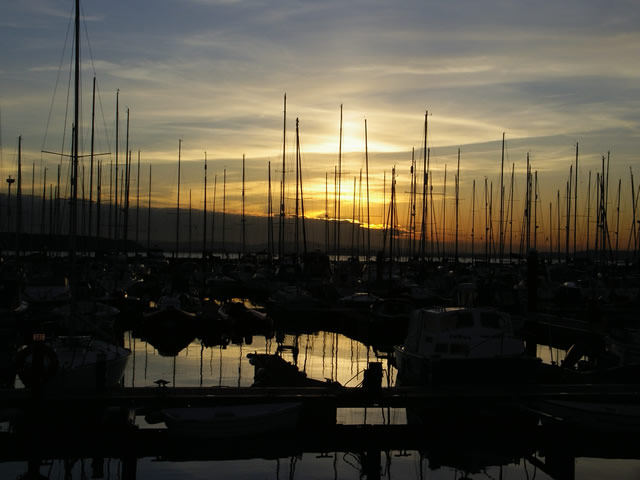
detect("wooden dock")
[2,383,640,410]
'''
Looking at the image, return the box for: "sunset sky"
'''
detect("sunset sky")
[1,0,639,250]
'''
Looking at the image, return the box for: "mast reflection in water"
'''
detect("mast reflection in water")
[3,329,640,479]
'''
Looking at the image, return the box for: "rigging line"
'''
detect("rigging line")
[41,0,75,154]
[59,28,74,173]
[94,80,113,160]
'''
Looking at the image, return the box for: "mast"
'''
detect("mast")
[509,163,515,262]
[337,104,343,261]
[41,167,47,236]
[389,166,396,282]
[135,149,140,252]
[212,174,217,253]
[628,168,637,262]
[242,153,246,255]
[442,164,447,261]
[586,170,591,259]
[146,165,151,253]
[409,148,416,258]
[615,178,621,263]
[69,0,80,262]
[420,111,428,262]
[16,136,22,258]
[325,171,329,253]
[202,152,207,259]
[574,143,578,258]
[114,90,119,247]
[96,161,101,249]
[471,179,476,264]
[89,76,96,242]
[365,119,371,261]
[31,163,35,237]
[188,189,192,256]
[566,165,572,262]
[484,177,488,261]
[123,109,131,255]
[175,139,181,257]
[278,94,286,259]
[455,148,460,263]
[296,119,308,256]
[267,164,272,258]
[295,120,300,256]
[222,168,226,255]
[351,176,357,259]
[533,171,538,250]
[555,189,559,262]
[499,132,505,262]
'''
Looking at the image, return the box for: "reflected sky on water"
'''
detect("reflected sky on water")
[4,329,640,479]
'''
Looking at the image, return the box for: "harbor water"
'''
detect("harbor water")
[3,321,640,479]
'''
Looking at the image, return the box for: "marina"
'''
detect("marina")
[2,0,640,478]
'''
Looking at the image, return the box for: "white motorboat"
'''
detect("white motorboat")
[394,306,539,385]
[16,336,131,391]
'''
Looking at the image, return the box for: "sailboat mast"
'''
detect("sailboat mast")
[242,153,246,255]
[175,139,182,257]
[499,132,505,263]
[89,76,96,242]
[295,120,300,256]
[455,148,460,263]
[325,171,329,253]
[222,168,226,255]
[147,164,151,253]
[442,164,447,261]
[586,170,591,258]
[114,90,119,247]
[337,104,343,261]
[574,143,578,257]
[96,161,101,249]
[278,94,286,259]
[509,163,514,262]
[69,0,80,260]
[188,189,192,257]
[123,109,130,255]
[41,167,47,236]
[267,164,272,258]
[16,136,22,257]
[203,152,207,259]
[135,149,140,252]
[615,178,621,262]
[364,119,371,261]
[212,174,217,253]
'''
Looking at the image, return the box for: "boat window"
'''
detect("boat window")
[455,312,474,329]
[480,312,504,329]
[435,343,448,353]
[450,344,470,355]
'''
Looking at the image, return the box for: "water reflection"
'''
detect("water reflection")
[4,327,640,479]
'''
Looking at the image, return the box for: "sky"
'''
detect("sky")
[1,0,639,251]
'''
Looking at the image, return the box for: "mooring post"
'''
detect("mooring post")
[363,362,382,393]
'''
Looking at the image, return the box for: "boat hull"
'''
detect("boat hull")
[394,347,540,386]
[163,402,302,438]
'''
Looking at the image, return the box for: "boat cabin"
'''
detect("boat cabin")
[402,307,524,359]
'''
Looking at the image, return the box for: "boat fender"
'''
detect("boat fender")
[15,343,59,387]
